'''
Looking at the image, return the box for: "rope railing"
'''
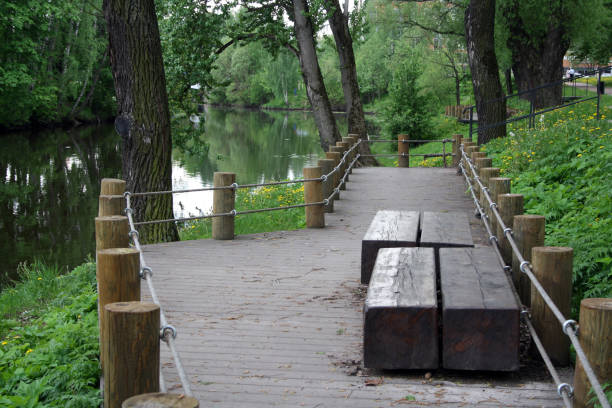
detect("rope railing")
[460,145,610,408]
[365,138,453,143]
[125,138,363,226]
[124,194,193,397]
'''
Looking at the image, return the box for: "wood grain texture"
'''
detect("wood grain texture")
[95,216,130,250]
[122,392,199,408]
[440,247,519,371]
[420,211,474,249]
[140,168,565,407]
[303,167,324,228]
[212,172,235,240]
[364,248,438,369]
[361,210,420,284]
[103,302,160,408]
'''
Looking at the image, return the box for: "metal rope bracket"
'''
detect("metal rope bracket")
[230,183,238,190]
[123,191,132,198]
[557,383,574,398]
[160,325,177,342]
[129,229,140,240]
[519,261,531,274]
[562,319,578,336]
[124,207,133,215]
[140,266,153,279]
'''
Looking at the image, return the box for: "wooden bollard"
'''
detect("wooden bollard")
[123,393,199,408]
[97,248,141,371]
[497,194,524,266]
[473,158,492,201]
[488,177,511,237]
[530,247,573,366]
[317,158,335,213]
[212,172,235,240]
[573,298,612,408]
[99,178,126,217]
[460,141,474,172]
[512,215,545,306]
[472,151,486,163]
[303,167,324,228]
[465,146,480,179]
[330,146,346,190]
[325,151,341,199]
[343,136,356,174]
[336,141,350,184]
[452,134,462,167]
[96,216,130,250]
[103,301,160,408]
[398,134,409,167]
[478,167,500,212]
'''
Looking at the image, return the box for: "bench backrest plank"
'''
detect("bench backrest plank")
[420,211,473,248]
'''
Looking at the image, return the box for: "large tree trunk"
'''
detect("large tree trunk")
[325,0,377,165]
[103,0,178,243]
[503,0,571,109]
[292,0,342,151]
[464,0,506,145]
[503,1,569,109]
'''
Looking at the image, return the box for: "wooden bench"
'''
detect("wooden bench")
[440,247,520,371]
[361,210,419,284]
[363,247,438,369]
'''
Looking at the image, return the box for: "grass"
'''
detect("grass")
[483,101,612,316]
[180,183,306,240]
[0,262,101,407]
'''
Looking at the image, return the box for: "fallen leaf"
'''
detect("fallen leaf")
[365,377,383,386]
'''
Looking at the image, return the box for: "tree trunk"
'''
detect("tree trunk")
[325,0,377,165]
[504,68,513,94]
[291,0,342,151]
[502,0,569,109]
[103,0,178,243]
[464,0,506,145]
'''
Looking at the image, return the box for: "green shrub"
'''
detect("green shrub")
[484,102,612,315]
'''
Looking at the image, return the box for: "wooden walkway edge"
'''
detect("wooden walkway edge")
[143,167,570,407]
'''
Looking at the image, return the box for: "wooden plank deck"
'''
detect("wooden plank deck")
[143,167,570,407]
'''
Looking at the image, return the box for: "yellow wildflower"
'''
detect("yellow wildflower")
[1,341,7,346]
[26,349,33,354]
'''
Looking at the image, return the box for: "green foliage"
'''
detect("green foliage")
[0,0,114,128]
[180,183,305,240]
[589,383,612,407]
[484,102,612,315]
[381,57,433,140]
[0,263,100,407]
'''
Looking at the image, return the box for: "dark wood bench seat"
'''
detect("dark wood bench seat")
[361,210,419,284]
[440,247,520,371]
[363,247,438,369]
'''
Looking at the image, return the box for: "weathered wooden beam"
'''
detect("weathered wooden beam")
[364,248,438,369]
[398,134,409,167]
[440,247,520,371]
[361,210,420,284]
[212,172,236,240]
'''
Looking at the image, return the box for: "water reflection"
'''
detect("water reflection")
[0,107,348,282]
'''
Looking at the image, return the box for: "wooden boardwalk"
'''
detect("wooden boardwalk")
[143,167,569,407]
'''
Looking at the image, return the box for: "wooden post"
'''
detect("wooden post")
[212,172,235,240]
[478,167,500,211]
[330,146,346,190]
[497,194,524,266]
[325,151,341,199]
[460,141,474,171]
[474,157,492,171]
[512,215,545,306]
[442,140,447,167]
[464,146,480,180]
[103,301,160,408]
[101,178,126,195]
[99,179,126,217]
[342,136,356,174]
[573,298,612,408]
[452,134,462,167]
[398,134,409,167]
[530,246,572,366]
[472,151,486,163]
[96,216,130,250]
[123,393,199,408]
[317,158,335,213]
[97,248,141,371]
[346,134,359,174]
[488,177,511,238]
[336,141,350,183]
[303,167,324,228]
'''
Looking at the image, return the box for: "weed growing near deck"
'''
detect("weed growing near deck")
[484,102,612,315]
[0,262,101,406]
[180,183,306,240]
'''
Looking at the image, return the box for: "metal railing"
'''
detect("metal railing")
[464,65,611,141]
[459,145,611,408]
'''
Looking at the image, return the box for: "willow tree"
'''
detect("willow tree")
[103,0,178,242]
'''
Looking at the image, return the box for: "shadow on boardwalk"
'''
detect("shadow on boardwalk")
[143,167,570,407]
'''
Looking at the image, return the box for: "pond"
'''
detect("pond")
[0,107,351,284]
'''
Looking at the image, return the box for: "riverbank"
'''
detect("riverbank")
[0,262,101,406]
